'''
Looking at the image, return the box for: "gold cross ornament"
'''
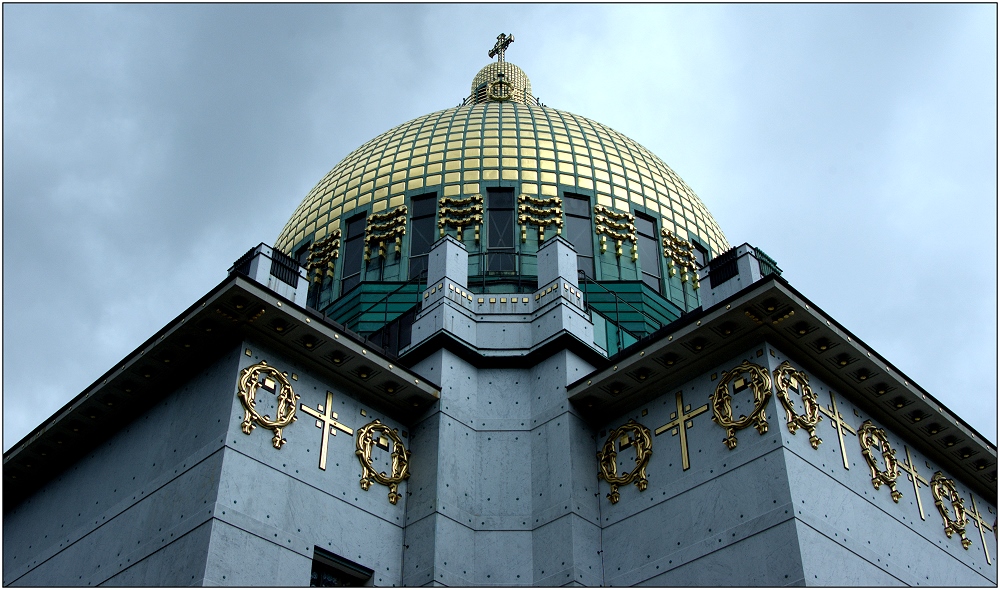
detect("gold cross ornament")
[655,391,709,471]
[819,390,856,470]
[897,445,929,521]
[300,391,354,470]
[966,494,994,564]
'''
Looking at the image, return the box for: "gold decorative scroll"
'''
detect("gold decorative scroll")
[772,361,823,449]
[438,193,484,242]
[594,205,636,259]
[237,362,299,449]
[930,471,972,549]
[710,360,772,450]
[518,194,563,242]
[356,419,411,505]
[305,230,341,283]
[597,419,652,504]
[364,205,407,260]
[661,230,699,285]
[857,419,902,502]
[440,194,481,207]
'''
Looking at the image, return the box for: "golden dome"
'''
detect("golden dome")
[276,62,728,260]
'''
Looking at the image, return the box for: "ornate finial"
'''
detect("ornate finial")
[488,33,514,63]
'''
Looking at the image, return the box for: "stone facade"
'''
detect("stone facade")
[4,237,996,586]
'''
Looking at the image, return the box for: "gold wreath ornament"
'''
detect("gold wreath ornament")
[772,361,823,449]
[597,419,653,504]
[930,471,972,549]
[857,419,902,502]
[711,360,772,450]
[237,362,299,449]
[487,79,513,101]
[356,419,411,505]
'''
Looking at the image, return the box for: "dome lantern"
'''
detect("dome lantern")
[470,32,533,105]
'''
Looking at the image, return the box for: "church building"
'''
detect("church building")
[4,35,996,586]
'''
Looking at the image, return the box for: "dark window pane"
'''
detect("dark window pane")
[692,242,708,267]
[342,238,364,276]
[487,189,514,209]
[563,193,590,216]
[638,235,660,278]
[409,194,437,281]
[311,547,372,587]
[295,242,312,266]
[487,188,515,249]
[409,254,428,280]
[311,568,352,587]
[346,216,366,239]
[635,214,656,238]
[565,216,593,258]
[486,251,515,272]
[341,272,360,295]
[410,194,437,218]
[410,215,436,257]
[563,193,593,278]
[636,213,661,294]
[341,214,366,296]
[641,271,661,292]
[488,208,513,248]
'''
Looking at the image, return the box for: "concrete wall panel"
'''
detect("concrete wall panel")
[102,520,215,587]
[214,340,411,585]
[4,349,239,586]
[794,518,907,586]
[767,343,997,586]
[635,519,805,586]
[203,519,312,586]
[473,530,532,585]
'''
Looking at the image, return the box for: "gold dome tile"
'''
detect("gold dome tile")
[277,68,728,258]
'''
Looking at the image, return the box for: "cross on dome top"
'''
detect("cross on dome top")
[488,33,514,63]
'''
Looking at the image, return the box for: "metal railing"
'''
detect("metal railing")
[268,248,301,288]
[337,270,427,337]
[467,250,538,293]
[365,305,420,358]
[230,246,257,277]
[577,272,668,356]
[754,246,782,277]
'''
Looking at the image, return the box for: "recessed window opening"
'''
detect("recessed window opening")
[340,214,367,296]
[486,188,515,273]
[563,192,594,279]
[635,213,662,294]
[295,242,312,267]
[692,240,709,268]
[310,546,372,587]
[408,193,437,280]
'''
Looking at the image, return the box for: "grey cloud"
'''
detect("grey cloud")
[4,4,995,450]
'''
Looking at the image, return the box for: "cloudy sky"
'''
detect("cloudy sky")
[4,4,996,451]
